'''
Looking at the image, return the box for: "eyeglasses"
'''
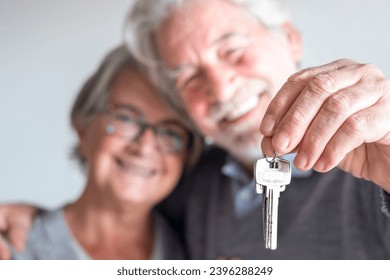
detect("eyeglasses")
[103,104,192,154]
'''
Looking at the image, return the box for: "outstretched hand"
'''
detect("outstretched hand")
[260,59,390,192]
[0,204,37,259]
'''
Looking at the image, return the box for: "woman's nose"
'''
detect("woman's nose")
[128,127,159,155]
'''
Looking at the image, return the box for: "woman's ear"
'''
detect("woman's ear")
[75,123,87,157]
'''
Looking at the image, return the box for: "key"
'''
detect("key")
[255,157,291,249]
[255,156,291,250]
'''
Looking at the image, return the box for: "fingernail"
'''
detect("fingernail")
[273,131,290,153]
[314,159,326,172]
[261,116,276,135]
[294,153,308,170]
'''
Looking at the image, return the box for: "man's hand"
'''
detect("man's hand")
[260,59,390,192]
[0,204,37,259]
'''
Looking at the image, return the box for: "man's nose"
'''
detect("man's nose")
[204,62,237,103]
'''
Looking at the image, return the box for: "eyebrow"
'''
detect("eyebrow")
[110,103,183,126]
[165,64,192,79]
[110,103,142,114]
[165,32,248,78]
[212,32,247,45]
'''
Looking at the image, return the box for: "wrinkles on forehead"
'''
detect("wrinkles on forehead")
[155,0,259,67]
[164,32,250,78]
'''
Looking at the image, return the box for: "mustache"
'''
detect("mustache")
[209,79,269,122]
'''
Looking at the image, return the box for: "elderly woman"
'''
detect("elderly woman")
[6,45,201,259]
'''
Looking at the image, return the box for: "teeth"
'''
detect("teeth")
[225,94,260,121]
[116,158,156,177]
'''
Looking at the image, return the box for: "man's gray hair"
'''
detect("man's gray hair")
[124,0,291,128]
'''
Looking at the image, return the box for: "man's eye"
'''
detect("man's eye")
[224,48,245,63]
[178,72,202,91]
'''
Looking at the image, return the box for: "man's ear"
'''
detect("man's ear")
[281,21,303,62]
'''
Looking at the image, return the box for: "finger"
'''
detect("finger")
[314,103,390,173]
[293,80,381,170]
[0,213,6,232]
[260,59,356,137]
[8,215,33,252]
[0,235,11,260]
[271,62,369,155]
[261,136,275,157]
[0,209,11,259]
[261,136,299,158]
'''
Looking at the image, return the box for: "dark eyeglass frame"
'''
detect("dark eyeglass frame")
[103,104,193,154]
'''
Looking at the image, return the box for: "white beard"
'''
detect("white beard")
[216,129,263,167]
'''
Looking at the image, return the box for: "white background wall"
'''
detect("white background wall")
[1,0,389,208]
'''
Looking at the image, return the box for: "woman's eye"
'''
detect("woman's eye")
[161,128,178,138]
[116,114,135,123]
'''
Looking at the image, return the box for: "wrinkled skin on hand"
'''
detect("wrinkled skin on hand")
[260,59,390,192]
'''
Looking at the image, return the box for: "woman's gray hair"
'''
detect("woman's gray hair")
[71,44,202,168]
[71,45,137,129]
[124,0,291,131]
[71,45,139,167]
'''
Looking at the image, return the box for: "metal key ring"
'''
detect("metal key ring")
[263,151,278,163]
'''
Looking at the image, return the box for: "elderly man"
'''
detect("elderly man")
[125,0,390,259]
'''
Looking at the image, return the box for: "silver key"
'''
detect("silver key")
[255,157,291,250]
